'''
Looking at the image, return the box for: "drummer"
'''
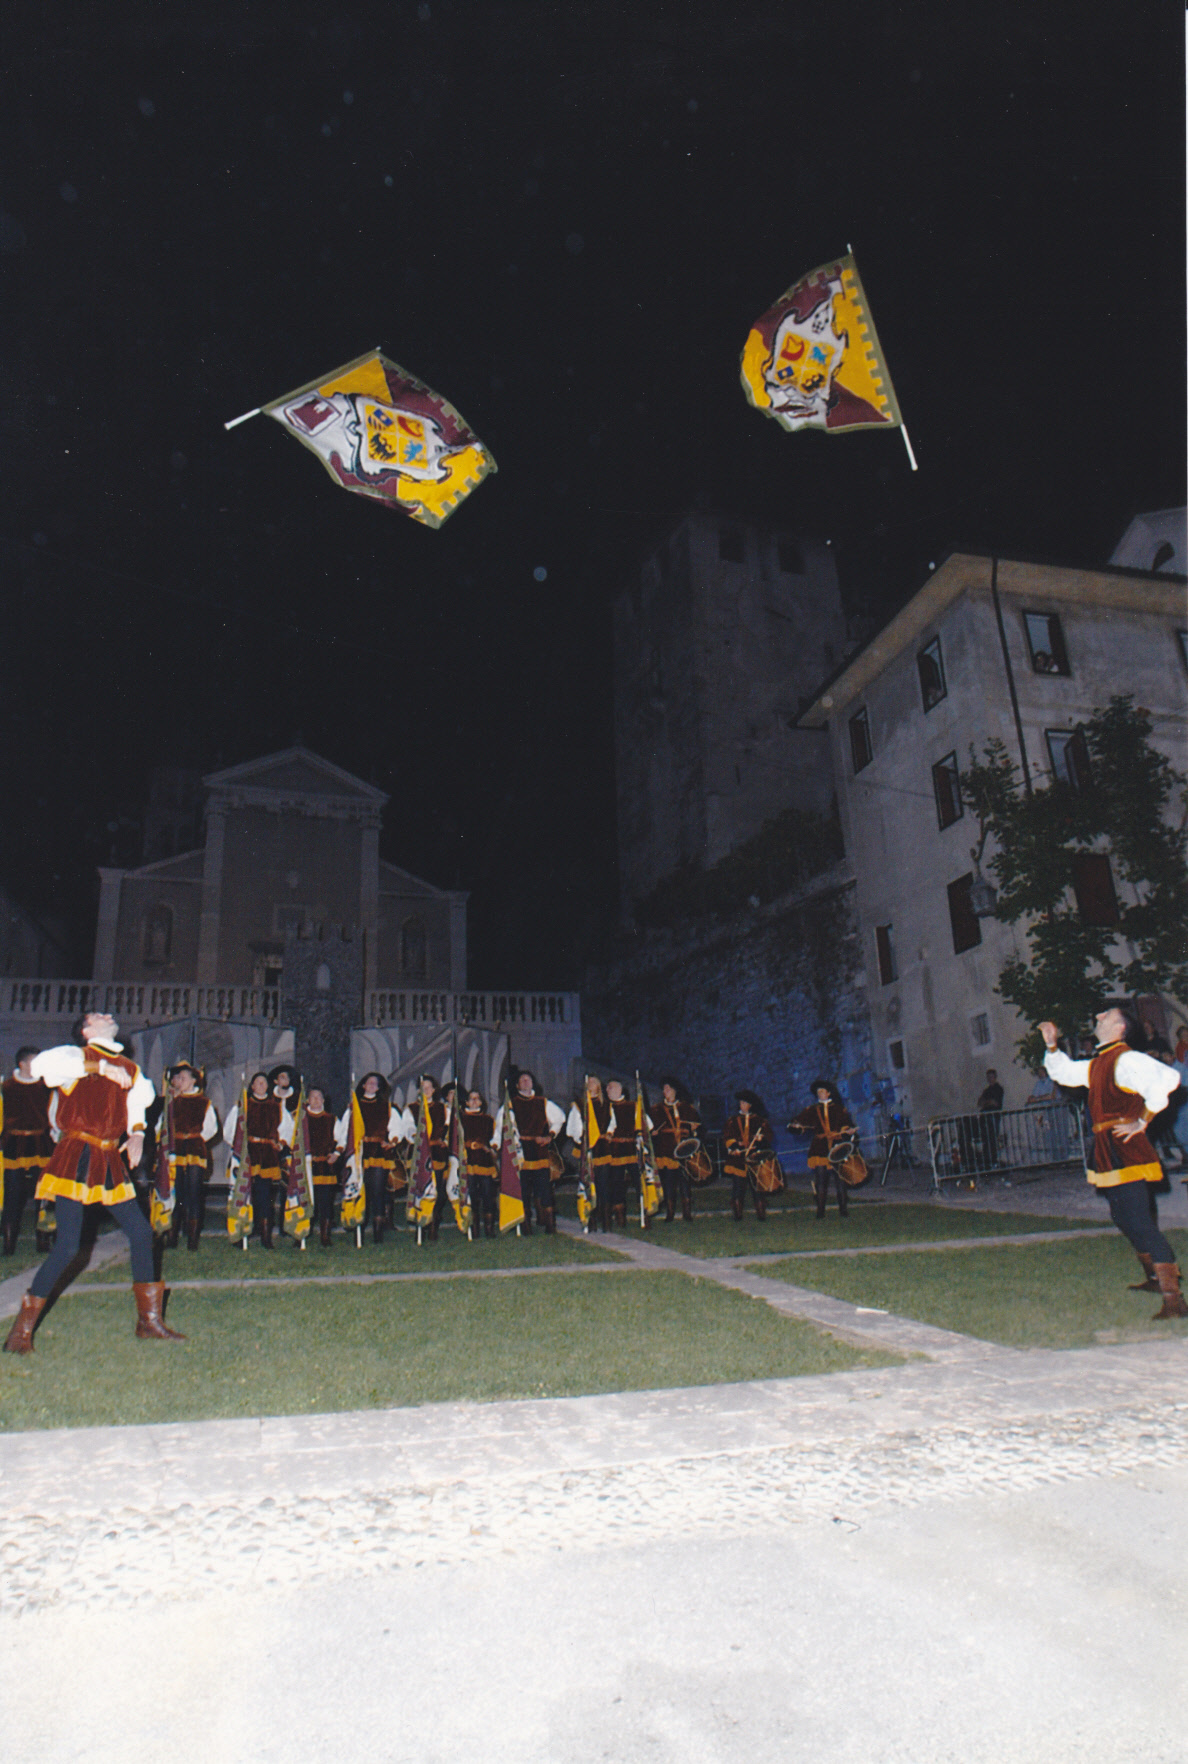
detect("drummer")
[789,1079,855,1219]
[723,1090,776,1222]
[651,1077,703,1222]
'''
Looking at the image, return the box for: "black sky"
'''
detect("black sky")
[2,2,1184,984]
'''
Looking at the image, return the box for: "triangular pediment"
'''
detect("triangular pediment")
[378,859,449,900]
[203,747,388,806]
[123,849,205,882]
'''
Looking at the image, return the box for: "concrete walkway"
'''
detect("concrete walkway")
[2,1191,1186,1762]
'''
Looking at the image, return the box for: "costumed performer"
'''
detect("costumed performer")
[789,1079,856,1219]
[2,1046,52,1256]
[4,1012,182,1352]
[723,1090,775,1222]
[1040,1008,1185,1317]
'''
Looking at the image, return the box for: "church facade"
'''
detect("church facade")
[93,747,467,997]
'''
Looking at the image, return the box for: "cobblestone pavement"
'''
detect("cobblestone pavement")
[1,1340,1185,1619]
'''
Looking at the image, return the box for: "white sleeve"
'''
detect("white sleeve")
[29,1046,86,1089]
[127,1071,155,1134]
[644,1112,654,1133]
[1044,1050,1091,1090]
[278,1104,294,1145]
[223,1105,239,1146]
[492,1111,504,1150]
[202,1103,219,1143]
[566,1103,583,1140]
[334,1111,350,1150]
[545,1098,566,1136]
[1115,1050,1182,1116]
[390,1106,414,1143]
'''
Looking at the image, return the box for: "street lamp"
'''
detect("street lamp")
[969,860,998,919]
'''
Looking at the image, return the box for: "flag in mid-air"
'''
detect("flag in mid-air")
[740,253,902,436]
[262,350,496,527]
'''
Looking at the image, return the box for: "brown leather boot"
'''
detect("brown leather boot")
[612,1205,626,1230]
[543,1207,556,1235]
[1129,1252,1160,1292]
[3,1292,47,1354]
[320,1218,332,1247]
[1152,1263,1188,1320]
[664,1197,675,1222]
[261,1218,274,1249]
[133,1282,185,1340]
[187,1219,201,1251]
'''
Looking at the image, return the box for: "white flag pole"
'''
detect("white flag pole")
[900,424,919,472]
[223,407,261,431]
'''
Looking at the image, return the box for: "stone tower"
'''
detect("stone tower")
[281,922,363,1114]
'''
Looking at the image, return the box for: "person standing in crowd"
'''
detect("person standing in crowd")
[650,1078,702,1223]
[2,1045,52,1256]
[353,1072,409,1244]
[161,1061,219,1251]
[598,1079,644,1231]
[503,1070,566,1234]
[4,1012,182,1352]
[977,1067,1005,1168]
[300,1087,346,1247]
[789,1079,857,1220]
[224,1072,292,1250]
[418,1076,452,1241]
[723,1090,775,1222]
[1040,1008,1185,1317]
[461,1089,499,1238]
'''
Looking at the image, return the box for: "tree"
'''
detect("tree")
[962,696,1188,1064]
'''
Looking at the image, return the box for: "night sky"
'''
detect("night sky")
[2,3,1184,985]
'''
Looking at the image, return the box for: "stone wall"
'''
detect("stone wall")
[281,922,363,1112]
[581,863,879,1156]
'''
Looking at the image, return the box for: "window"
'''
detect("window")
[917,637,946,711]
[400,916,428,978]
[947,874,983,953]
[971,1012,992,1048]
[777,539,804,574]
[932,751,963,829]
[142,904,173,965]
[718,525,745,562]
[1023,610,1070,675]
[849,707,873,773]
[888,1039,906,1072]
[1072,853,1120,927]
[1046,727,1092,790]
[875,923,897,985]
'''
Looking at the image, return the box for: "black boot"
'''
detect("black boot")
[261,1218,274,1250]
[754,1193,767,1222]
[681,1199,693,1221]
[2,1223,16,1257]
[320,1218,332,1247]
[731,1197,743,1222]
[187,1218,201,1251]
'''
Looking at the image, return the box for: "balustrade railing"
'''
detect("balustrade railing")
[3,978,577,1032]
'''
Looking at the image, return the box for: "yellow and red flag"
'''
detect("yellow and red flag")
[257,350,496,528]
[340,1091,367,1229]
[408,1090,437,1228]
[497,1087,525,1234]
[740,253,902,437]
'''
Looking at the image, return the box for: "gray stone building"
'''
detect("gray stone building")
[613,512,862,917]
[798,546,1188,1121]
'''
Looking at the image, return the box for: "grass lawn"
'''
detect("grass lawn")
[81,1222,623,1283]
[750,1228,1188,1351]
[631,1198,1091,1259]
[0,1270,900,1431]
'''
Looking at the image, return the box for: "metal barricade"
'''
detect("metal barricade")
[926,1104,1086,1193]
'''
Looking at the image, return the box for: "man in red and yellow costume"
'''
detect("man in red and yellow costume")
[1041,1006,1185,1318]
[3,1012,184,1352]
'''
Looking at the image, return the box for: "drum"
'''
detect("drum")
[678,1140,713,1184]
[828,1134,868,1187]
[748,1153,784,1193]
